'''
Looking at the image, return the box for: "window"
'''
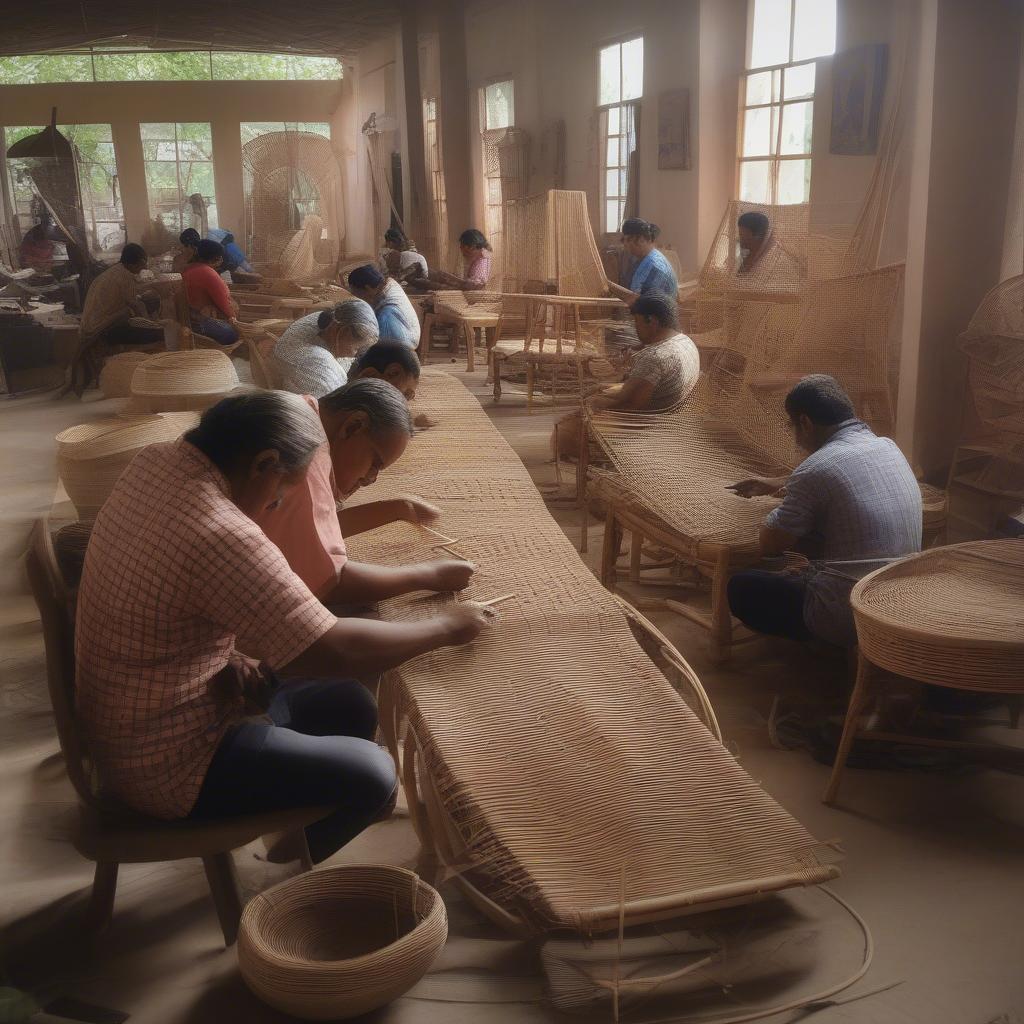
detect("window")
[598,37,643,234]
[141,122,217,235]
[0,50,341,85]
[738,0,835,205]
[423,99,449,269]
[3,123,124,255]
[240,123,331,145]
[483,80,514,131]
[479,80,515,269]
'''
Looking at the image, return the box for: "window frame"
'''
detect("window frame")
[597,35,644,236]
[141,121,218,235]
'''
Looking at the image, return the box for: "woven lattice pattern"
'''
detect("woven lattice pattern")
[346,370,837,933]
[852,540,1024,691]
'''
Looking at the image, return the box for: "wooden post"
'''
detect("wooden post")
[399,1,429,250]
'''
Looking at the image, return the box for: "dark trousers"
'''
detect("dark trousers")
[727,570,813,642]
[101,321,165,347]
[191,678,397,863]
[191,314,239,346]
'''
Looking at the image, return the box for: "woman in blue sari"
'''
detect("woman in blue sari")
[607,218,678,305]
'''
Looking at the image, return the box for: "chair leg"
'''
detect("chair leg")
[708,549,733,664]
[203,851,243,946]
[824,654,875,806]
[422,314,434,360]
[526,362,535,413]
[465,324,476,372]
[84,861,119,933]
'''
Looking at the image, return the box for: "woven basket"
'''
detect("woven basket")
[238,865,447,1020]
[56,413,199,521]
[98,352,156,399]
[852,540,1024,691]
[128,349,240,413]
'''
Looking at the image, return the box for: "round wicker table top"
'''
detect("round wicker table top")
[851,539,1024,691]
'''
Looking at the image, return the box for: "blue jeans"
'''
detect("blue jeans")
[191,314,239,346]
[727,570,813,642]
[190,678,397,863]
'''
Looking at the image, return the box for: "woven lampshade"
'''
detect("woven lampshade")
[98,352,156,399]
[56,413,199,521]
[237,865,447,1021]
[128,350,240,413]
[852,540,1024,692]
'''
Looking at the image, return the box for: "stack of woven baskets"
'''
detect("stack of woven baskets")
[126,349,240,413]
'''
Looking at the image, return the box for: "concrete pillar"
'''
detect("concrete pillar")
[210,119,244,235]
[111,121,149,243]
[896,0,1022,476]
[437,0,473,243]
[400,0,430,250]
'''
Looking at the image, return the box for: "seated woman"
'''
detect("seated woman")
[172,228,200,274]
[347,264,420,349]
[255,378,468,610]
[410,228,492,292]
[349,342,436,429]
[553,294,699,459]
[606,218,679,305]
[207,227,262,284]
[181,240,241,346]
[273,299,379,398]
[75,389,494,862]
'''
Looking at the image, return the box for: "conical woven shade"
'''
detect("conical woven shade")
[238,865,447,1020]
[57,413,199,521]
[129,350,240,413]
[99,352,157,399]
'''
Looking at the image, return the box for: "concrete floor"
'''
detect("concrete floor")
[1,363,1023,1024]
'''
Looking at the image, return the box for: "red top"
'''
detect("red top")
[182,262,234,318]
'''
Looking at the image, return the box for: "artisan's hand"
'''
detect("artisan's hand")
[439,601,496,646]
[728,477,782,498]
[398,496,441,525]
[423,559,476,592]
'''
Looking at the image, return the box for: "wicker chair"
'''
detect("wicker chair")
[26,519,333,945]
[422,291,503,371]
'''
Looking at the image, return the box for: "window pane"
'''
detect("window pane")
[605,200,622,234]
[622,37,644,100]
[743,106,774,157]
[780,100,813,154]
[485,80,514,130]
[739,160,772,203]
[0,54,93,84]
[606,136,620,167]
[784,62,816,99]
[749,0,792,69]
[607,104,621,135]
[778,158,811,203]
[607,169,626,199]
[792,0,836,61]
[599,44,621,105]
[746,70,773,105]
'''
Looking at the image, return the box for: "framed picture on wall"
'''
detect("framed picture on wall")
[657,88,691,170]
[830,43,889,156]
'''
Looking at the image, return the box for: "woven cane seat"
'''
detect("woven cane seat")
[56,413,199,521]
[852,540,1024,691]
[238,865,447,1020]
[128,349,239,413]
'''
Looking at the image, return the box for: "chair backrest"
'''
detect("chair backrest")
[26,519,98,807]
[246,332,282,389]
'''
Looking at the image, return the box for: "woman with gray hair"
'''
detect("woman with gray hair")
[76,388,494,863]
[272,298,380,398]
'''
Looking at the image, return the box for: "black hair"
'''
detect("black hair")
[351,342,422,380]
[196,239,224,263]
[631,293,678,328]
[319,377,414,436]
[784,374,856,426]
[737,211,770,239]
[458,228,491,251]
[621,218,660,242]
[179,228,201,247]
[384,228,406,246]
[348,263,384,290]
[184,390,323,475]
[120,243,147,267]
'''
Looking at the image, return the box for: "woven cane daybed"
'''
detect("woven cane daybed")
[345,369,839,936]
[825,539,1024,804]
[238,864,447,1020]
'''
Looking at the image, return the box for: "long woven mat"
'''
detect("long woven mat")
[346,369,839,933]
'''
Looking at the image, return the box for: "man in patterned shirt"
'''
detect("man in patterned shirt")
[727,375,921,647]
[76,390,493,862]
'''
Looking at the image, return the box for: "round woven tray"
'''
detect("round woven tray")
[129,349,239,413]
[238,864,447,1021]
[56,413,199,520]
[98,352,156,399]
[852,540,1024,691]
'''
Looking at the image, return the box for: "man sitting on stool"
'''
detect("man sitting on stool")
[727,374,921,647]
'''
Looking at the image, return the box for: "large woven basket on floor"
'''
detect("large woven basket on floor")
[852,539,1024,691]
[238,865,447,1020]
[56,413,199,520]
[98,351,156,399]
[128,349,239,413]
